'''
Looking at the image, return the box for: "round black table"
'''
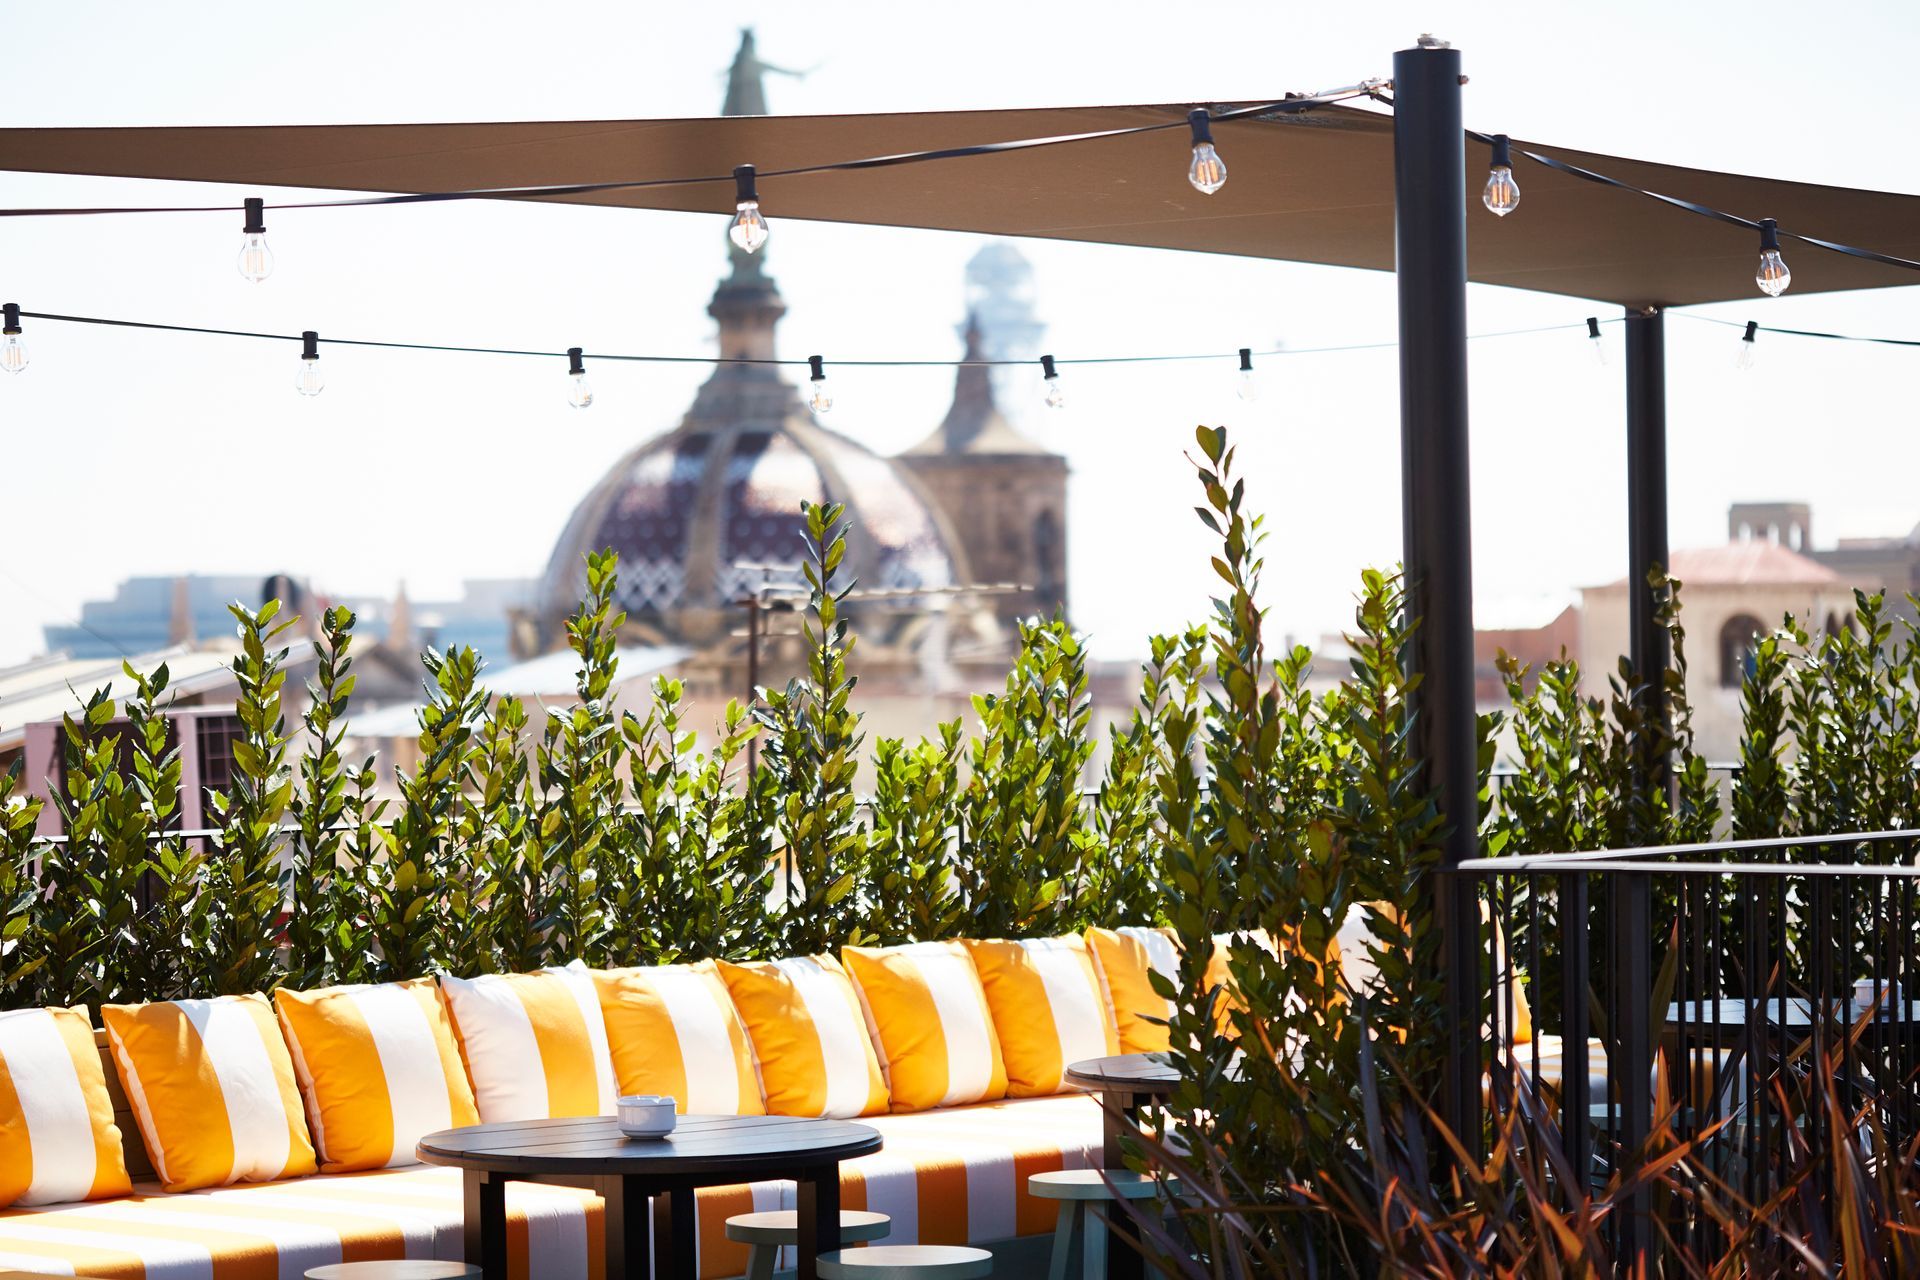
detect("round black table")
[1064,1054,1177,1168]
[417,1114,882,1280]
[1063,1055,1179,1280]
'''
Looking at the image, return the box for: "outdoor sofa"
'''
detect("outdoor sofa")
[0,929,1190,1280]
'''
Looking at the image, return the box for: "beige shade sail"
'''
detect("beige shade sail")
[1,102,1916,308]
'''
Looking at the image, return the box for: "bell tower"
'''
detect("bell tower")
[897,316,1070,625]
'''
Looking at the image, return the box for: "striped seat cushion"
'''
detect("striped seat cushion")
[590,962,764,1115]
[0,1006,131,1207]
[1085,926,1181,1054]
[274,978,481,1172]
[842,942,1007,1113]
[100,995,317,1194]
[964,937,1119,1096]
[439,961,617,1123]
[717,955,890,1119]
[0,1096,1103,1280]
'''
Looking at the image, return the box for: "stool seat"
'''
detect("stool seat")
[305,1265,480,1280]
[817,1245,993,1280]
[1028,1169,1172,1201]
[725,1209,893,1245]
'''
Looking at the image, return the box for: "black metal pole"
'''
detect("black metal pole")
[1625,306,1671,796]
[1618,304,1666,1268]
[1393,37,1481,1147]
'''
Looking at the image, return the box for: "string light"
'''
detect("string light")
[1,304,26,374]
[1755,218,1791,296]
[1236,347,1257,400]
[237,197,273,283]
[1186,109,1226,195]
[1040,354,1064,408]
[566,347,592,408]
[295,330,324,397]
[1586,316,1606,366]
[729,165,769,254]
[1736,320,1758,370]
[806,354,834,414]
[1483,134,1520,217]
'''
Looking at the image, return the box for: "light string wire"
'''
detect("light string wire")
[12,308,1603,367]
[0,82,1391,219]
[1460,124,1920,276]
[1681,312,1920,350]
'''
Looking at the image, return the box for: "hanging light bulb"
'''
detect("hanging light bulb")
[294,330,324,397]
[237,197,273,283]
[1736,320,1759,371]
[1755,218,1791,297]
[1236,347,1257,400]
[1483,134,1520,217]
[1186,109,1226,195]
[1586,317,1607,366]
[729,164,769,254]
[807,354,833,414]
[1040,354,1064,409]
[566,347,593,408]
[0,304,26,374]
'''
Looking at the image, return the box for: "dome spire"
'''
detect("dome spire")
[711,27,791,359]
[903,311,1053,457]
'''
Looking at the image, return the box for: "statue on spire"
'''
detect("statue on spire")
[722,29,805,118]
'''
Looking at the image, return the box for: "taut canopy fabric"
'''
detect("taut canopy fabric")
[2,102,1917,308]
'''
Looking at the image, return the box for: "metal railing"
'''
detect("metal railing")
[1458,829,1920,1269]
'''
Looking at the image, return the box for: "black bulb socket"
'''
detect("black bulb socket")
[301,330,320,361]
[1187,109,1214,146]
[808,354,826,383]
[568,347,586,376]
[734,165,759,204]
[1742,321,1759,344]
[1585,317,1602,341]
[1490,134,1512,170]
[1,303,18,336]
[1238,347,1253,372]
[243,197,266,236]
[1758,218,1781,252]
[1040,354,1058,380]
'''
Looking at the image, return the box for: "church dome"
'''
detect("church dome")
[537,248,962,647]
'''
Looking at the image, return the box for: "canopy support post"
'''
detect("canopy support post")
[1393,37,1481,1152]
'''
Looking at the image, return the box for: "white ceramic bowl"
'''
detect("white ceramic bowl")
[616,1095,678,1140]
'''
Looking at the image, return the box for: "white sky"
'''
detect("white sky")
[2,1,1918,666]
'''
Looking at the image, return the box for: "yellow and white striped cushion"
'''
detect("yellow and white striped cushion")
[274,978,481,1173]
[842,942,1006,1113]
[717,955,890,1119]
[1085,926,1181,1053]
[591,962,764,1116]
[0,1005,131,1207]
[439,960,616,1123]
[100,994,317,1193]
[965,936,1120,1096]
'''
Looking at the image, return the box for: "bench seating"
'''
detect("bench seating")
[0,1095,1101,1280]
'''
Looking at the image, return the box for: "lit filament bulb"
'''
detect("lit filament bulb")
[1236,347,1257,400]
[567,347,593,408]
[1736,321,1758,371]
[295,330,325,397]
[729,165,769,254]
[1483,134,1520,217]
[1586,317,1607,366]
[1186,109,1226,195]
[237,197,273,283]
[0,305,26,374]
[807,355,832,414]
[1755,219,1791,297]
[1040,354,1064,409]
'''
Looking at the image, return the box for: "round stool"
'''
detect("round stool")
[726,1210,892,1280]
[1029,1169,1173,1280]
[305,1265,480,1280]
[816,1245,993,1280]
